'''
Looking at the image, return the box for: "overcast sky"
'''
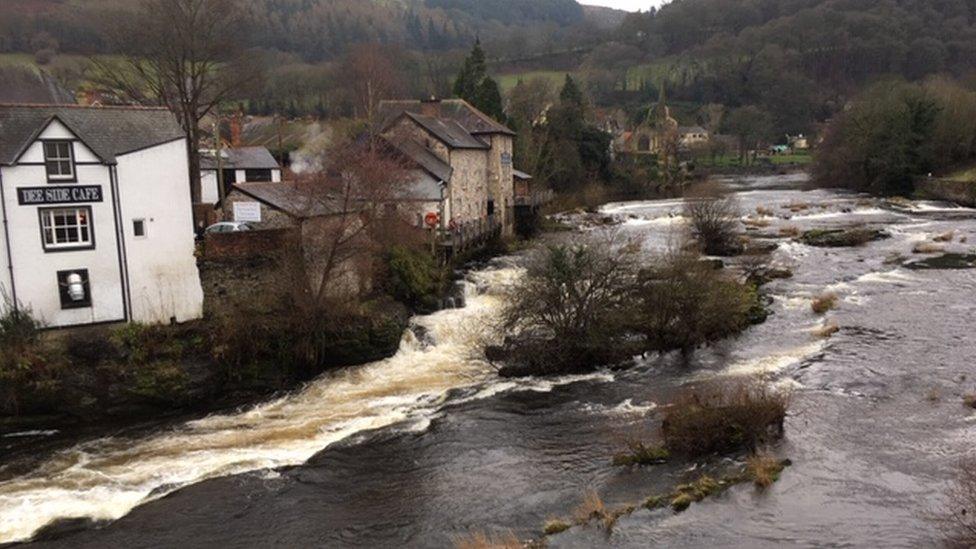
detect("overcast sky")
[579,0,666,11]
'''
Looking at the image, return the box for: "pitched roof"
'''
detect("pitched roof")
[378,98,515,136]
[402,112,488,150]
[678,126,708,135]
[232,181,346,219]
[384,137,453,182]
[0,104,185,165]
[201,146,280,170]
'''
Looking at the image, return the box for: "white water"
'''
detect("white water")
[0,268,532,544]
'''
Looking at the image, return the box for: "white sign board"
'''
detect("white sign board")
[233,201,262,223]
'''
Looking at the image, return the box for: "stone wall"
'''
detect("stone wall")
[449,148,489,222]
[203,228,298,260]
[916,178,976,207]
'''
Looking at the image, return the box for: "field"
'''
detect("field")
[496,70,574,93]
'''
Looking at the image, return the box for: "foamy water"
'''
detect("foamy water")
[0,268,532,543]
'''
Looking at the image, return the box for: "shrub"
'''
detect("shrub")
[384,245,445,312]
[0,306,42,350]
[34,48,55,65]
[684,183,742,256]
[129,360,189,404]
[572,489,611,527]
[811,292,838,315]
[938,458,976,547]
[64,330,118,366]
[637,252,758,355]
[662,380,789,457]
[496,236,642,375]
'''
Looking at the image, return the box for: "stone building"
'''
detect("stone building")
[377,99,519,239]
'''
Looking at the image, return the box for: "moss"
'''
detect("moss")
[543,519,570,536]
[643,494,668,509]
[671,493,694,512]
[612,444,670,466]
[800,228,888,247]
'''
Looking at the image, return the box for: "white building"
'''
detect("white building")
[0,104,204,328]
[199,147,282,204]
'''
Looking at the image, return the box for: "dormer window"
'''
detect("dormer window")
[43,141,75,182]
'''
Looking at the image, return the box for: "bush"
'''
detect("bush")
[939,459,976,547]
[384,245,445,312]
[34,48,55,65]
[495,236,642,375]
[0,308,62,416]
[684,182,742,256]
[64,330,118,366]
[662,380,789,457]
[637,252,758,355]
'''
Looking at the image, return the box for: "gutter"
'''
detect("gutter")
[0,169,17,308]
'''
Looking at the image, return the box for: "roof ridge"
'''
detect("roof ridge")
[0,103,170,111]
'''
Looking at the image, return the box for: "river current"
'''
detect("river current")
[2,174,976,547]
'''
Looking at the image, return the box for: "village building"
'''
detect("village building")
[199,146,282,205]
[376,98,521,241]
[618,91,680,157]
[0,104,204,328]
[678,125,710,148]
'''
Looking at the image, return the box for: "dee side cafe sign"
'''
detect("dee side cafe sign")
[18,186,103,206]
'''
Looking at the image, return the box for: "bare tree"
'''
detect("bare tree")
[91,0,261,206]
[683,181,742,256]
[341,43,405,129]
[290,139,414,309]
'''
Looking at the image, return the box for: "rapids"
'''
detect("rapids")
[4,173,976,548]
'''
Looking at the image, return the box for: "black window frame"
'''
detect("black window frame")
[57,269,92,310]
[38,206,96,253]
[42,140,77,183]
[132,218,147,238]
[244,168,273,182]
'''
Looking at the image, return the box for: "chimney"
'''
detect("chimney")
[230,110,243,148]
[421,96,440,116]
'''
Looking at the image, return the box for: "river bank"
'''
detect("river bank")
[4,173,976,547]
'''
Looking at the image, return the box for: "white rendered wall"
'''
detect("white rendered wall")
[116,138,203,324]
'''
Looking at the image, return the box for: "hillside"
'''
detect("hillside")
[0,0,603,61]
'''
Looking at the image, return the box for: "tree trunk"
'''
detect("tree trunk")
[187,127,203,205]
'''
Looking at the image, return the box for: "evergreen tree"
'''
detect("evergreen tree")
[452,40,505,122]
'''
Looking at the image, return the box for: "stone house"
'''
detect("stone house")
[377,99,519,239]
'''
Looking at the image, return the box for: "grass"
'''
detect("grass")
[662,380,789,457]
[755,206,775,217]
[453,530,522,549]
[572,489,612,528]
[612,440,670,466]
[811,292,839,315]
[779,226,801,238]
[543,518,571,536]
[943,166,976,182]
[746,451,787,489]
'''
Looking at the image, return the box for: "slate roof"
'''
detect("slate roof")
[0,104,185,165]
[402,112,488,150]
[384,137,453,183]
[378,99,515,137]
[232,181,346,219]
[678,126,708,135]
[200,146,280,170]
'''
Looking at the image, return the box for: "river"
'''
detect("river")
[2,174,975,547]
